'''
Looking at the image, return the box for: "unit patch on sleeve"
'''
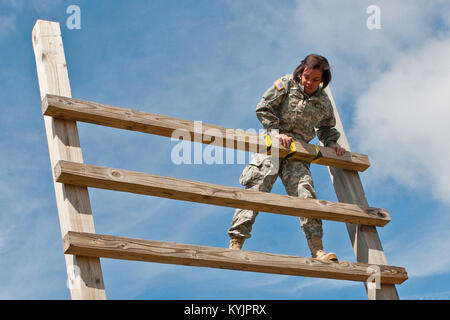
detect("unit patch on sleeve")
[273,78,285,91]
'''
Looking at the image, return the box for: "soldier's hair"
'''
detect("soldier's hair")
[293,54,332,89]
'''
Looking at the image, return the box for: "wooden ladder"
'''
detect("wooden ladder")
[32,19,407,300]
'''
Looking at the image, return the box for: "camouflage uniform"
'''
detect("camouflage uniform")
[228,74,340,241]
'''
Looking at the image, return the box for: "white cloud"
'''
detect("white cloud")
[290,0,450,204]
[292,0,450,101]
[350,37,450,204]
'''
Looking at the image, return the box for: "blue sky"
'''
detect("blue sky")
[0,0,449,300]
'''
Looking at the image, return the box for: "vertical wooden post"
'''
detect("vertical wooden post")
[324,87,399,300]
[32,19,106,299]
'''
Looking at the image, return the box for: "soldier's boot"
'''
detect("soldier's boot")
[307,236,338,262]
[229,237,245,250]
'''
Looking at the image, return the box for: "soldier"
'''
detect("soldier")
[227,54,346,262]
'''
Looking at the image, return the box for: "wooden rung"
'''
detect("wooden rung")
[42,94,370,172]
[54,160,390,227]
[63,231,408,285]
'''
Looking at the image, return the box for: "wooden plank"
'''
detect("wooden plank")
[32,20,106,300]
[54,160,391,227]
[63,231,408,285]
[42,94,371,172]
[324,87,401,300]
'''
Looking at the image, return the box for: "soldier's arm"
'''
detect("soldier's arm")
[317,124,341,147]
[317,118,345,155]
[256,78,288,133]
[316,99,341,147]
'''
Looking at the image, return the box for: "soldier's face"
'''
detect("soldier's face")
[301,67,322,95]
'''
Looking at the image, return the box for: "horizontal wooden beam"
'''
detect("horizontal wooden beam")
[63,231,408,285]
[54,160,390,227]
[43,94,370,172]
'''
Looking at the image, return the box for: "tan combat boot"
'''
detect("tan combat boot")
[229,237,245,250]
[307,236,338,262]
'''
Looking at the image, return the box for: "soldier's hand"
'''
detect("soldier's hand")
[331,143,346,156]
[278,133,293,149]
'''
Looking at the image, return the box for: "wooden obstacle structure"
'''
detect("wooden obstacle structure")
[32,19,407,300]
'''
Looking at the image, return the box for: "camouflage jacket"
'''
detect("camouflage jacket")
[256,74,340,147]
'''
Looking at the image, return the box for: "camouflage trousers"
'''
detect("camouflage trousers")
[227,153,323,241]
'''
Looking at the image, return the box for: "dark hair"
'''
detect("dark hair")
[293,54,332,89]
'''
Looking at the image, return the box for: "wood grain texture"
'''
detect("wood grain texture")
[54,160,390,227]
[324,87,402,300]
[63,232,408,284]
[32,20,105,300]
[42,94,370,172]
